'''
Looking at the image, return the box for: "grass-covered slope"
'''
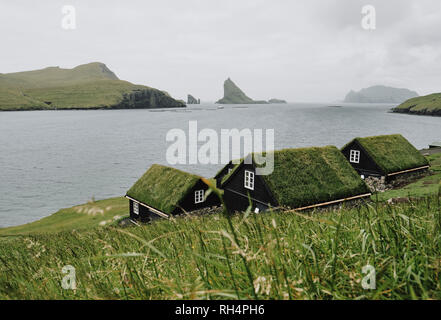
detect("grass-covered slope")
[0,62,185,110]
[352,134,429,175]
[0,197,127,236]
[259,147,370,208]
[126,165,201,214]
[1,196,441,299]
[394,92,441,116]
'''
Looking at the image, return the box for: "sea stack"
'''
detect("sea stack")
[187,94,200,104]
[216,78,267,104]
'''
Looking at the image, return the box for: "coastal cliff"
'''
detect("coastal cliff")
[393,93,441,116]
[0,62,185,110]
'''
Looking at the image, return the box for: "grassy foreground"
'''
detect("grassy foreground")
[1,195,441,299]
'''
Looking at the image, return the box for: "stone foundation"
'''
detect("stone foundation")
[364,169,430,193]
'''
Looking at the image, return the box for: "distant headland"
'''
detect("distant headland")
[344,85,418,104]
[0,62,185,111]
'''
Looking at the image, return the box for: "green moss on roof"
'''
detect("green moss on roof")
[348,134,429,174]
[126,165,201,214]
[221,162,243,185]
[256,146,370,208]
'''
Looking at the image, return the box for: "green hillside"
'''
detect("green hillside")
[0,62,185,110]
[0,197,127,236]
[394,93,441,116]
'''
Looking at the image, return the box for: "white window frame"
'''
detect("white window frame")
[194,190,205,204]
[133,202,139,215]
[244,170,255,190]
[350,150,360,164]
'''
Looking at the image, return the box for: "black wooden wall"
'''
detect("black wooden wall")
[341,141,384,177]
[174,179,221,214]
[222,163,276,213]
[129,200,157,223]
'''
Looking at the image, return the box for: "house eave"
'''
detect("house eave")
[386,165,430,177]
[125,195,170,219]
[287,193,372,212]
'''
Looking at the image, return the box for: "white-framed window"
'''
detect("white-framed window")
[350,150,361,164]
[244,170,255,190]
[194,190,205,204]
[133,202,139,215]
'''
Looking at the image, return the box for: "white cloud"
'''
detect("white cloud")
[1,0,440,101]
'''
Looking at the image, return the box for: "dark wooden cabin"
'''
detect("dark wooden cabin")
[126,164,220,222]
[341,134,430,180]
[214,160,241,187]
[220,146,371,213]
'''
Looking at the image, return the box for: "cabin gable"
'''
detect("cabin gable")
[214,161,237,187]
[174,179,221,214]
[342,140,384,177]
[222,162,277,213]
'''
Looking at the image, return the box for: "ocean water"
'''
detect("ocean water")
[0,103,440,227]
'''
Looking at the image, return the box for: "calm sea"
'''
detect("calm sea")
[0,103,440,227]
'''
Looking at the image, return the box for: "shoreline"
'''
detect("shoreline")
[391,108,441,117]
[0,105,187,112]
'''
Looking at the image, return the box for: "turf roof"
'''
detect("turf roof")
[126,164,202,214]
[345,134,429,174]
[223,146,370,209]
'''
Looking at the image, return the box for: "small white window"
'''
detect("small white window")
[244,170,255,190]
[195,190,205,204]
[133,202,139,215]
[350,150,360,164]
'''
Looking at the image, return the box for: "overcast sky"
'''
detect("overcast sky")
[1,0,441,102]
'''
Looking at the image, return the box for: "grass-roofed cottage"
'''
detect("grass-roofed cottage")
[341,134,430,180]
[220,146,371,213]
[126,165,220,222]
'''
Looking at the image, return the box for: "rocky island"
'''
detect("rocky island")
[216,78,268,104]
[0,62,185,111]
[187,94,200,104]
[344,85,418,104]
[393,93,441,116]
